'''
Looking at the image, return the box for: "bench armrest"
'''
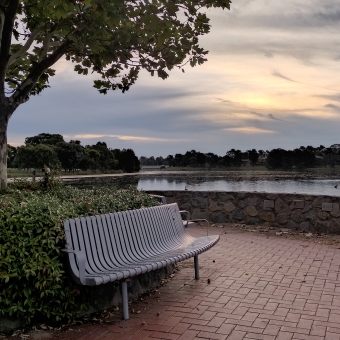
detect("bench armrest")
[62,248,87,285]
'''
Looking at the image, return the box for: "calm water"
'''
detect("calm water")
[138,178,340,196]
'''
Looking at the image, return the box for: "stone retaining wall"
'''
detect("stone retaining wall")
[147,190,340,234]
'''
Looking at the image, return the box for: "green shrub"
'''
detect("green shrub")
[0,182,160,326]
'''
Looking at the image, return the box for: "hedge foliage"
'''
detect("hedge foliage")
[0,179,160,326]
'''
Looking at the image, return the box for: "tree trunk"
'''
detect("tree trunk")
[0,116,8,190]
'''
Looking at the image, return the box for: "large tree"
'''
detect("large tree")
[0,0,230,189]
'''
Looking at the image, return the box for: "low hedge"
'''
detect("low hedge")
[0,180,160,326]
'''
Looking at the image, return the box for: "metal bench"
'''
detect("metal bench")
[62,203,219,320]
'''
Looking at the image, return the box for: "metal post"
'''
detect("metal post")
[121,280,129,320]
[194,255,199,280]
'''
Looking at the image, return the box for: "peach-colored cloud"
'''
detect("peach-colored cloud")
[224,127,276,134]
[67,134,190,142]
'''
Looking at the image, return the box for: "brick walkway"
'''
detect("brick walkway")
[35,227,340,340]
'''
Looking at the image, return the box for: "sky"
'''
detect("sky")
[7,0,340,158]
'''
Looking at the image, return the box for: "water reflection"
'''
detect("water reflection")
[138,178,340,196]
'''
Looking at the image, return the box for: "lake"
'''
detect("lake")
[137,178,340,196]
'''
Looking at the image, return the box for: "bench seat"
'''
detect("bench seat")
[63,203,219,319]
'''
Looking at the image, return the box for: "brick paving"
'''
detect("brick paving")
[31,227,340,339]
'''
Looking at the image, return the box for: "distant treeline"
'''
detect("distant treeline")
[140,145,340,169]
[8,133,140,173]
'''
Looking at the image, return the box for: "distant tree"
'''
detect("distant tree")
[7,144,17,168]
[226,149,242,167]
[247,149,259,167]
[25,133,65,146]
[139,156,148,166]
[292,148,316,169]
[266,148,293,169]
[174,154,184,167]
[92,142,116,171]
[222,154,232,168]
[114,148,140,173]
[205,152,219,168]
[166,155,174,167]
[79,147,101,171]
[56,142,84,172]
[13,145,35,169]
[14,144,59,169]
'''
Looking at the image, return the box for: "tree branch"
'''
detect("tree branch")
[8,26,43,65]
[9,40,71,109]
[38,32,52,62]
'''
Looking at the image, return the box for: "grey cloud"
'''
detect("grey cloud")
[216,97,232,104]
[325,103,340,112]
[221,1,340,31]
[268,114,285,121]
[250,111,264,117]
[272,70,297,83]
[317,94,340,102]
[264,52,274,58]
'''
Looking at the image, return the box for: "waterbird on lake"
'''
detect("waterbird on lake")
[335,184,338,189]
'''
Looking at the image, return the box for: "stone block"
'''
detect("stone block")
[190,196,208,208]
[209,200,222,212]
[247,218,260,225]
[314,221,328,233]
[275,198,290,214]
[237,200,247,208]
[291,210,304,223]
[317,211,329,221]
[224,202,236,213]
[312,197,323,208]
[266,194,278,200]
[248,197,260,206]
[276,213,288,224]
[322,203,333,212]
[287,220,298,230]
[333,203,340,213]
[218,193,235,202]
[233,209,245,220]
[213,213,229,223]
[191,208,202,219]
[302,204,312,213]
[259,212,275,222]
[245,205,258,217]
[328,220,340,235]
[299,222,310,232]
[291,200,304,209]
[305,211,317,224]
[237,192,248,199]
[264,200,274,209]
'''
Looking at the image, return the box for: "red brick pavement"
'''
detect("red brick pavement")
[26,227,340,339]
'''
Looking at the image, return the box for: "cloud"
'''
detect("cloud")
[216,98,232,104]
[317,94,340,102]
[264,52,274,58]
[324,103,340,112]
[268,114,285,121]
[224,127,277,134]
[272,70,297,83]
[69,134,189,142]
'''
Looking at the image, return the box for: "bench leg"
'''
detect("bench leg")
[194,255,199,280]
[121,280,129,320]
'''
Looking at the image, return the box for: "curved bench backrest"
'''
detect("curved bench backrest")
[63,203,191,279]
